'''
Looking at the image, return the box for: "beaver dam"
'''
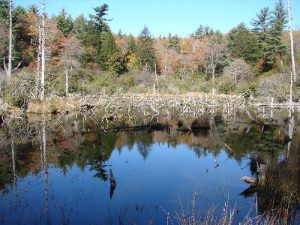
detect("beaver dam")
[0,106,300,225]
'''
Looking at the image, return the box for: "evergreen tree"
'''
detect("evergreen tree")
[89,4,110,34]
[270,0,288,67]
[137,26,156,72]
[97,30,118,70]
[27,4,38,15]
[73,14,86,40]
[194,25,214,38]
[56,8,73,36]
[0,0,9,66]
[127,34,137,54]
[227,23,261,65]
[89,4,112,67]
[251,7,274,71]
[108,52,127,75]
[0,0,8,19]
[167,34,180,52]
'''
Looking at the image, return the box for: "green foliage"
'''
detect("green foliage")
[167,34,180,52]
[127,34,137,54]
[89,3,110,33]
[236,81,257,97]
[97,30,118,70]
[0,0,8,19]
[55,8,73,36]
[73,14,86,39]
[251,7,275,71]
[251,2,287,72]
[137,26,156,72]
[227,23,261,65]
[108,52,127,75]
[27,4,38,15]
[194,25,214,38]
[1,71,35,106]
[13,6,36,66]
[269,0,288,65]
[217,80,235,94]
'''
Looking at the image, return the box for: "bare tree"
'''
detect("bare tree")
[287,0,297,82]
[60,35,83,96]
[40,0,46,100]
[36,25,42,97]
[205,36,227,93]
[3,0,22,82]
[223,59,254,85]
[3,0,13,81]
[7,0,12,80]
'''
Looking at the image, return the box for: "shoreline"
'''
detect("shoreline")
[0,92,297,117]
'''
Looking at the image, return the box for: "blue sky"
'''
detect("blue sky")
[14,0,300,37]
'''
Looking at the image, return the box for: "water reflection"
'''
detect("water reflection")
[0,110,299,224]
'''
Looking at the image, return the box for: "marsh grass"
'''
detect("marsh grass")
[164,194,291,225]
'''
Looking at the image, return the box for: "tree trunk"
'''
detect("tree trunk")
[36,25,42,97]
[11,136,17,203]
[287,0,297,82]
[212,65,216,94]
[64,63,69,97]
[40,119,48,222]
[7,0,13,81]
[40,0,46,100]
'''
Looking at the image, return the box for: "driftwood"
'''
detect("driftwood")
[100,123,171,134]
[241,176,257,187]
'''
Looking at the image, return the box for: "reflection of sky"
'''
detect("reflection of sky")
[0,143,255,225]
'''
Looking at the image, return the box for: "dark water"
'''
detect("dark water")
[0,110,299,225]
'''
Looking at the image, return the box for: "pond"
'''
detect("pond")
[0,110,299,225]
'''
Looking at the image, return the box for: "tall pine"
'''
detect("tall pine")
[227,23,261,66]
[97,30,118,70]
[56,8,73,36]
[137,26,156,72]
[251,7,274,71]
[270,0,287,68]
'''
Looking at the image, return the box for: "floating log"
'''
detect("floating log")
[101,123,171,134]
[241,176,257,187]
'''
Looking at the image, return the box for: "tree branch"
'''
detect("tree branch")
[12,61,23,72]
[3,58,7,73]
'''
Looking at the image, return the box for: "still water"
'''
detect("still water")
[0,111,299,225]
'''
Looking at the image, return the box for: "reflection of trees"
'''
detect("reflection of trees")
[40,119,49,224]
[0,111,298,214]
[240,114,300,220]
[135,132,152,160]
[0,112,290,191]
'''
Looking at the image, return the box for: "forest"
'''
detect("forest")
[2,1,300,225]
[0,0,299,111]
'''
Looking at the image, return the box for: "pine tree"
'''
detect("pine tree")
[0,0,9,70]
[251,7,274,71]
[89,4,110,34]
[89,4,112,67]
[270,0,288,69]
[56,8,73,36]
[137,26,156,72]
[167,34,180,52]
[127,34,137,54]
[227,23,261,65]
[97,30,118,70]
